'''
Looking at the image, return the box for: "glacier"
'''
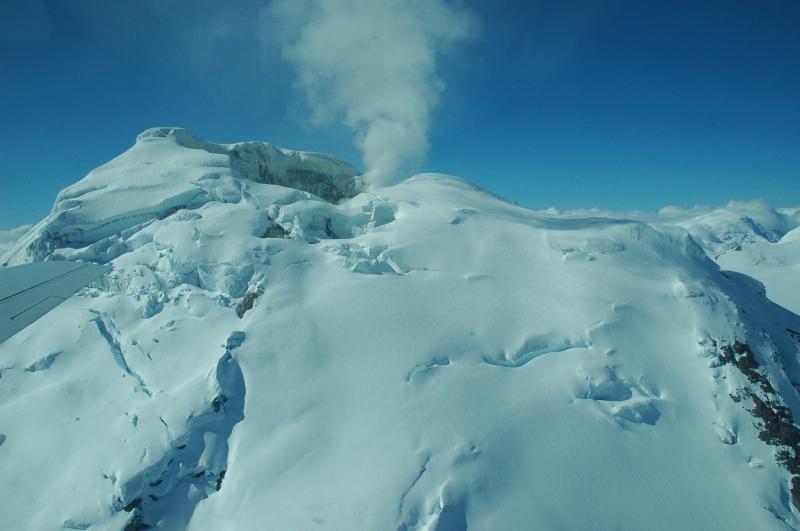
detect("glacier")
[1,128,800,530]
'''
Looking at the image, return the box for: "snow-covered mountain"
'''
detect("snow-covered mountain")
[658,202,800,314]
[2,128,800,530]
[552,201,800,315]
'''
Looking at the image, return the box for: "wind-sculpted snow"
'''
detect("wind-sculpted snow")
[3,130,800,529]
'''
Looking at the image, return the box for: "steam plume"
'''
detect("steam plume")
[268,0,476,186]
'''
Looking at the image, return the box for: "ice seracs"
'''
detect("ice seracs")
[1,129,800,530]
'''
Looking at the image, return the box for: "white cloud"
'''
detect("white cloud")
[0,224,32,256]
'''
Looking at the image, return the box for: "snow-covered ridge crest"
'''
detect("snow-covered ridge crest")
[2,128,364,265]
[136,127,363,202]
[552,199,800,257]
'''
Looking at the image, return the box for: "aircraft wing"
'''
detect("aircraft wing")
[0,262,110,344]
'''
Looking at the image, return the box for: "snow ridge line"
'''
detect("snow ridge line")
[397,455,431,522]
[88,310,152,397]
[112,331,247,530]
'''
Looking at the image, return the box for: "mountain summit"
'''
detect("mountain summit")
[2,130,800,530]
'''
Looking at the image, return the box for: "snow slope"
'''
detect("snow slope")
[552,201,800,315]
[2,129,800,530]
[713,228,800,316]
[657,202,800,315]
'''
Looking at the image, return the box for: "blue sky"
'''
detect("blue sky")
[1,0,798,229]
